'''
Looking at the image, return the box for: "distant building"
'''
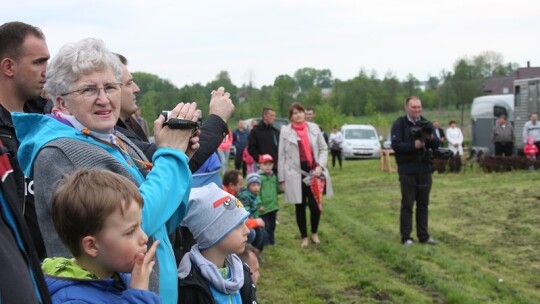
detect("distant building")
[482,64,540,95]
[321,87,333,97]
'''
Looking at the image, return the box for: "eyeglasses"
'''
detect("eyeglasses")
[61,82,123,99]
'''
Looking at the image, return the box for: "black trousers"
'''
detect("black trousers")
[234,150,247,177]
[261,210,277,245]
[331,149,342,168]
[296,161,321,238]
[494,142,513,156]
[399,173,432,243]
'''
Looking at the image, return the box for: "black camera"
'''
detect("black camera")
[160,110,199,130]
[410,120,434,140]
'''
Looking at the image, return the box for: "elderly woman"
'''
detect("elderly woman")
[13,38,198,303]
[278,102,333,248]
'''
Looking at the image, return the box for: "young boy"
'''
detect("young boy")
[42,168,159,303]
[178,183,257,303]
[257,154,279,245]
[222,169,244,196]
[237,173,266,253]
[237,243,261,285]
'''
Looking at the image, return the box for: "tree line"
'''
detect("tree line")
[134,51,518,132]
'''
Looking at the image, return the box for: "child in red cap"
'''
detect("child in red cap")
[257,154,279,246]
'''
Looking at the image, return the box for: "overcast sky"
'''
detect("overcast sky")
[3,0,539,88]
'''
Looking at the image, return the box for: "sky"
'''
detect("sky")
[3,0,539,88]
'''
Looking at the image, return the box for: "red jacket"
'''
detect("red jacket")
[524,143,538,158]
[218,128,233,151]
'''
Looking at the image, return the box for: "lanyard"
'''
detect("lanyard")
[82,128,153,171]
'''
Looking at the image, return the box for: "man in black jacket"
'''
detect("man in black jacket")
[248,107,280,173]
[0,141,51,303]
[391,96,440,246]
[0,21,50,259]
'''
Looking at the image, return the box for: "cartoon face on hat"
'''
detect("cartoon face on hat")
[183,183,249,249]
[212,195,244,210]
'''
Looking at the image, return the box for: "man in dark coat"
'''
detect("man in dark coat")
[248,107,280,174]
[0,21,50,259]
[391,96,440,246]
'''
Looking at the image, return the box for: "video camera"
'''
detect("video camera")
[160,110,200,130]
[410,120,434,140]
[410,119,453,162]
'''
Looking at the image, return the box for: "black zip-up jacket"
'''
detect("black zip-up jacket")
[391,115,440,175]
[178,263,258,304]
[0,142,51,304]
[248,121,280,167]
[0,100,47,259]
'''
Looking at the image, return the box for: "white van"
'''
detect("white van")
[340,124,381,159]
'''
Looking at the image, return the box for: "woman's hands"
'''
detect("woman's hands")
[313,165,323,177]
[130,240,159,290]
[153,102,200,153]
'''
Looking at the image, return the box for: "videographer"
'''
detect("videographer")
[391,96,440,246]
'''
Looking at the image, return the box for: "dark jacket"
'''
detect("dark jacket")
[116,114,228,173]
[0,142,51,304]
[248,121,280,166]
[0,103,47,259]
[178,263,258,304]
[117,116,149,142]
[436,127,445,142]
[391,115,440,175]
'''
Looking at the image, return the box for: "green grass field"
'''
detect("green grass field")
[255,158,540,303]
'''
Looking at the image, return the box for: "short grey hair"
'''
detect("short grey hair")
[44,38,122,101]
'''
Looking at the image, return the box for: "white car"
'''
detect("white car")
[340,124,381,159]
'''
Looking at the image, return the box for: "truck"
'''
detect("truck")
[470,94,514,157]
[470,77,540,157]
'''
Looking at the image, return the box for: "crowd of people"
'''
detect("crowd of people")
[0,21,336,304]
[4,19,536,304]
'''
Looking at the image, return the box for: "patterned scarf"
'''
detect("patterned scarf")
[292,121,314,167]
[178,245,245,294]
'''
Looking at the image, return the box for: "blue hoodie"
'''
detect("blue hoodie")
[42,257,160,304]
[13,113,191,303]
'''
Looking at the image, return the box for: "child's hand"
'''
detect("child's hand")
[130,240,159,290]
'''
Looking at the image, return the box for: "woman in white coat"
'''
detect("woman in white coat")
[446,120,464,156]
[278,102,333,247]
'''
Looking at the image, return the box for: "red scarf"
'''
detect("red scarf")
[292,121,314,167]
